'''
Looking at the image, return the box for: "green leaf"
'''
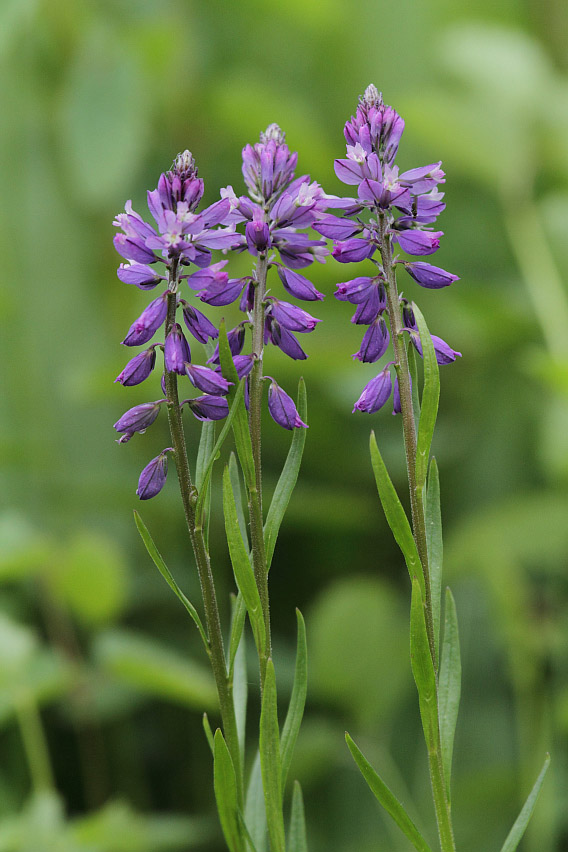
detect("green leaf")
[228,593,247,678]
[195,379,247,526]
[264,379,307,570]
[94,629,217,709]
[245,751,267,852]
[237,810,260,852]
[203,713,214,755]
[229,452,249,548]
[345,733,433,852]
[369,432,424,596]
[288,781,308,852]
[407,341,421,426]
[223,467,265,656]
[413,303,440,492]
[438,588,461,802]
[499,754,551,852]
[195,420,215,491]
[260,660,286,852]
[280,610,308,791]
[213,729,241,852]
[231,597,247,767]
[410,579,438,751]
[425,458,443,664]
[219,320,255,490]
[134,511,209,651]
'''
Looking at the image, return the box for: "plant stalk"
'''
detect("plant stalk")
[163,259,244,812]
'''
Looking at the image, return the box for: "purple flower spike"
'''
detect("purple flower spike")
[277,267,324,301]
[404,261,459,289]
[352,366,393,414]
[114,401,163,442]
[185,395,230,422]
[115,347,156,386]
[123,293,168,346]
[117,263,163,289]
[353,316,390,363]
[267,380,308,430]
[164,323,191,374]
[137,449,172,500]
[185,364,233,395]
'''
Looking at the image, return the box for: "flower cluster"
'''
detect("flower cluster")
[320,85,460,414]
[113,152,241,497]
[195,124,347,429]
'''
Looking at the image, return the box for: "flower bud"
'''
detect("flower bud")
[164,324,191,374]
[122,293,168,346]
[137,449,173,500]
[352,366,392,414]
[115,347,156,386]
[114,401,163,442]
[267,380,308,430]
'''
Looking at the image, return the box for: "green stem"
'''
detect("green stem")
[15,693,55,793]
[248,250,271,689]
[378,219,455,851]
[163,260,244,815]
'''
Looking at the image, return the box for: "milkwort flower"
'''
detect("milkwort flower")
[113,151,242,496]
[321,84,460,413]
[200,124,345,428]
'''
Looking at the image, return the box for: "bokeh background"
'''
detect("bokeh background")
[1,0,567,850]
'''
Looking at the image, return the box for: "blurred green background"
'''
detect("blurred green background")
[1,0,567,850]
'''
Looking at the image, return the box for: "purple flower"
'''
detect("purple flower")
[115,347,156,386]
[180,302,219,343]
[407,330,462,365]
[185,364,233,395]
[197,277,247,307]
[267,380,308,430]
[312,215,362,240]
[277,267,324,301]
[113,234,157,265]
[184,395,230,422]
[245,219,271,254]
[332,238,375,264]
[122,293,168,346]
[137,449,173,500]
[114,401,163,442]
[117,263,163,289]
[352,366,393,414]
[269,300,321,333]
[164,324,191,374]
[393,229,443,256]
[403,261,459,289]
[353,316,390,363]
[266,318,307,360]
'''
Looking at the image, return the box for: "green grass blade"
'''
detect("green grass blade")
[245,751,267,852]
[425,458,443,665]
[133,511,208,650]
[499,755,551,852]
[369,432,424,596]
[288,781,308,852]
[218,319,255,489]
[345,733,433,852]
[413,303,440,493]
[280,610,308,791]
[439,588,461,801]
[213,729,241,852]
[195,379,246,525]
[222,467,265,657]
[260,660,285,852]
[264,379,307,571]
[410,578,438,751]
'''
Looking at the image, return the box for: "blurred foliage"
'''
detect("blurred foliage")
[1,0,567,850]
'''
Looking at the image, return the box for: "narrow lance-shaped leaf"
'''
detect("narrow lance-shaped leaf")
[288,781,308,852]
[438,588,461,802]
[196,420,215,491]
[264,379,307,571]
[229,452,249,549]
[203,713,214,755]
[245,751,267,852]
[413,303,440,492]
[133,511,208,651]
[499,754,551,852]
[218,319,255,489]
[260,660,286,852]
[231,597,247,767]
[425,457,443,665]
[237,811,260,852]
[195,379,247,526]
[280,610,308,791]
[370,432,424,598]
[345,733,433,852]
[222,467,265,657]
[228,592,247,678]
[213,729,242,852]
[410,578,438,752]
[407,341,421,427]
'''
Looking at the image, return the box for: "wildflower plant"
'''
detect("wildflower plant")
[111,88,550,852]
